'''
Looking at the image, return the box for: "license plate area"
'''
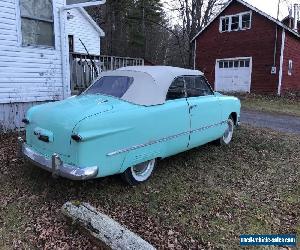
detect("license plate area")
[34,127,54,143]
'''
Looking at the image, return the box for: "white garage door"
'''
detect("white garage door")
[215,58,252,92]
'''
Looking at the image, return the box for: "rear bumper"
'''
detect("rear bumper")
[18,137,98,180]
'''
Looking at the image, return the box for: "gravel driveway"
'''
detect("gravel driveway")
[241,109,300,134]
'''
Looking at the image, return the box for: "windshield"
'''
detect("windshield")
[84,76,134,98]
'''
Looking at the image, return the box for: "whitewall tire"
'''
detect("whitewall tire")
[219,117,234,145]
[121,159,156,185]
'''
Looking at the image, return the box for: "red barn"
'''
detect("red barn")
[192,0,300,95]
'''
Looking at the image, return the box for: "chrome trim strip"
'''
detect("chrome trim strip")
[107,120,227,157]
[19,138,98,180]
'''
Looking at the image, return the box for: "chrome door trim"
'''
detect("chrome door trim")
[107,120,227,157]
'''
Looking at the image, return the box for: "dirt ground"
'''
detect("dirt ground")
[0,126,299,249]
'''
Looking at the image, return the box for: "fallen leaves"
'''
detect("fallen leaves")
[0,127,299,249]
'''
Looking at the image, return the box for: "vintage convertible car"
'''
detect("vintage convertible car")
[19,66,241,185]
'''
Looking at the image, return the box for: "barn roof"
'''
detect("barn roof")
[191,0,300,42]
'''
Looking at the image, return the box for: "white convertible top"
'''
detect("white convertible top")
[98,66,204,106]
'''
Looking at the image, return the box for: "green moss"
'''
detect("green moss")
[71,200,82,207]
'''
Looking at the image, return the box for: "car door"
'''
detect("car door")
[160,77,190,157]
[186,76,223,149]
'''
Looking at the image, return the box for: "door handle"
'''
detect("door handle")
[189,104,198,110]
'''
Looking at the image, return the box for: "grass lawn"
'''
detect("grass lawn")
[0,126,299,249]
[236,94,300,117]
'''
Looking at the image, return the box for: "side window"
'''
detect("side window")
[166,77,185,100]
[20,0,54,47]
[186,76,213,97]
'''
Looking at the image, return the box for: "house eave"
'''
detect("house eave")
[78,8,105,37]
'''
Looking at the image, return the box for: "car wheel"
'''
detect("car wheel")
[218,116,234,145]
[121,159,156,186]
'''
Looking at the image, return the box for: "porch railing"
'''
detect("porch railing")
[70,53,144,95]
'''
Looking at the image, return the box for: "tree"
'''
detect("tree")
[87,0,226,67]
[164,0,226,67]
[87,0,169,64]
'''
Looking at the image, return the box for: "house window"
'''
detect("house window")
[68,35,74,52]
[220,12,252,32]
[20,0,54,47]
[288,60,293,76]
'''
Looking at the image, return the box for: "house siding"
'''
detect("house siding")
[195,1,282,94]
[0,0,65,103]
[66,8,101,55]
[281,32,300,94]
[0,0,66,131]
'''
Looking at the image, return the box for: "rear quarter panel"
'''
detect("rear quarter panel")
[72,99,190,177]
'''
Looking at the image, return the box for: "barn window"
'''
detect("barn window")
[20,0,54,47]
[245,59,250,67]
[220,11,252,33]
[242,13,251,29]
[231,15,239,31]
[221,17,230,32]
[288,60,293,75]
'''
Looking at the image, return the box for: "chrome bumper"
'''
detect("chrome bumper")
[18,137,98,180]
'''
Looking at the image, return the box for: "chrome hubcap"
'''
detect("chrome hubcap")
[223,119,234,144]
[131,159,155,182]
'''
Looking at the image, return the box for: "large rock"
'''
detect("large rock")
[62,202,156,250]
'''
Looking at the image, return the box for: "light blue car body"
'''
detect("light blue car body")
[22,66,241,180]
[24,93,240,178]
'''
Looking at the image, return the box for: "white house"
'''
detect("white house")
[66,8,105,55]
[0,0,104,131]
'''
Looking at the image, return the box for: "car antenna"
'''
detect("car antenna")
[78,38,99,77]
